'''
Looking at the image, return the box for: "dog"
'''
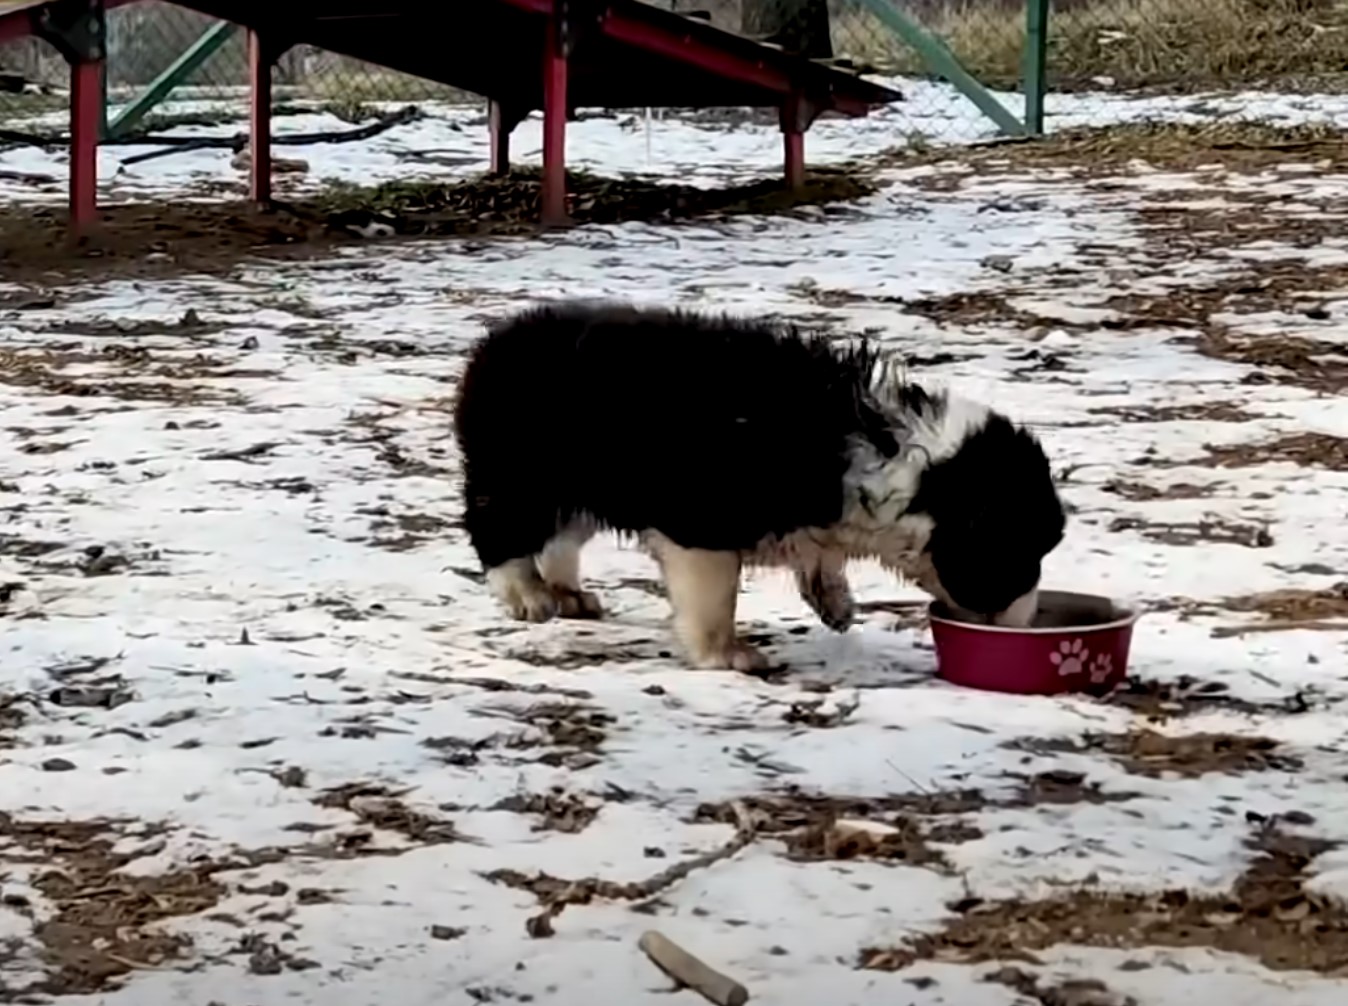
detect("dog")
[452,302,1065,671]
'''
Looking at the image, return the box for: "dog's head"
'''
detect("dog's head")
[897,395,1066,627]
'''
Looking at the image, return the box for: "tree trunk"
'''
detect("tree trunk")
[741,0,832,59]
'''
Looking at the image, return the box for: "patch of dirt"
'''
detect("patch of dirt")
[0,340,251,405]
[1103,675,1314,722]
[312,783,462,845]
[999,769,1143,806]
[986,966,1136,1006]
[1106,515,1273,548]
[0,167,872,287]
[506,701,611,764]
[1221,584,1348,621]
[883,121,1348,178]
[361,507,454,552]
[859,826,1345,977]
[0,692,26,745]
[692,776,1142,866]
[452,699,612,770]
[484,802,758,937]
[1196,433,1348,471]
[0,201,329,287]
[1196,328,1348,396]
[1008,731,1301,778]
[313,166,873,237]
[1100,479,1220,502]
[491,789,599,834]
[36,308,225,339]
[230,932,320,975]
[1092,401,1251,423]
[1195,584,1348,638]
[0,814,226,997]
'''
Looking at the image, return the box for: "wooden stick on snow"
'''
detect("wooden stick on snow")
[638,930,750,1006]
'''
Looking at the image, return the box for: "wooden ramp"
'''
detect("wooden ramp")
[0,0,901,235]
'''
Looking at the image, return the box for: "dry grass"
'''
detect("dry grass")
[834,0,1348,92]
[882,120,1348,175]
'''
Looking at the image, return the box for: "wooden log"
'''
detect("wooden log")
[638,930,749,1006]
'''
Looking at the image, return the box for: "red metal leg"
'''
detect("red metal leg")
[247,29,272,205]
[784,128,804,192]
[68,57,101,238]
[541,28,569,226]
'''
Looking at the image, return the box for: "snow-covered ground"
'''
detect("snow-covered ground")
[2,73,1348,203]
[2,78,1348,1006]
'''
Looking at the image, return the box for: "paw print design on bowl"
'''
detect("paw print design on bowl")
[1049,638,1089,678]
[1088,652,1114,685]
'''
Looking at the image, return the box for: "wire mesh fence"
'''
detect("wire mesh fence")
[0,1,476,136]
[1,0,1346,147]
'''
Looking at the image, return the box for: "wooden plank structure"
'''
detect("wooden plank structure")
[0,0,902,237]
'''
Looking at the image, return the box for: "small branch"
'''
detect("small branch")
[0,107,423,162]
[119,138,219,167]
[518,801,759,936]
[639,930,750,1006]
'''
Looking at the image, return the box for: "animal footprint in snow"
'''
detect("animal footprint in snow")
[1088,652,1114,684]
[1050,638,1088,677]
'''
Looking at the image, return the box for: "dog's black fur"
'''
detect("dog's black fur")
[453,302,1065,622]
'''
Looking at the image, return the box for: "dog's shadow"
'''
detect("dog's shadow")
[466,608,936,688]
[743,619,937,689]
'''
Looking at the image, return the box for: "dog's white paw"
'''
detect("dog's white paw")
[554,587,604,620]
[488,563,559,623]
[504,589,559,623]
[689,639,769,673]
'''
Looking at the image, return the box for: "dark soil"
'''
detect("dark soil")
[0,167,873,288]
[860,827,1345,976]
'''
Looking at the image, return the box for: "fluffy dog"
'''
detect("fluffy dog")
[452,303,1065,671]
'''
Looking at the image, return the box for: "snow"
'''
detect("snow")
[5,71,1348,203]
[1,77,1348,1006]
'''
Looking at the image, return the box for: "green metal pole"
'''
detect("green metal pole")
[98,59,109,140]
[1023,0,1050,135]
[106,20,238,138]
[852,0,1025,137]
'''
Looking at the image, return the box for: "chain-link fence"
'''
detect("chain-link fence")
[0,1,476,137]
[1,0,1346,146]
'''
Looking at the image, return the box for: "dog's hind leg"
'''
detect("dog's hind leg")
[538,524,604,619]
[646,532,766,672]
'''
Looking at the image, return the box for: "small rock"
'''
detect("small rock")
[981,253,1014,272]
[41,758,76,772]
[430,924,466,941]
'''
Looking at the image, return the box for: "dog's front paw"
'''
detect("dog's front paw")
[688,639,769,673]
[796,568,855,633]
[553,587,605,620]
[503,589,559,623]
[488,563,560,622]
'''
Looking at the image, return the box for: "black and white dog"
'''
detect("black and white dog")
[452,303,1065,671]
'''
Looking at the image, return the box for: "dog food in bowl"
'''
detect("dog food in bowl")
[929,590,1139,695]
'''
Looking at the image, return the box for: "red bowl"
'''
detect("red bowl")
[929,590,1140,695]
